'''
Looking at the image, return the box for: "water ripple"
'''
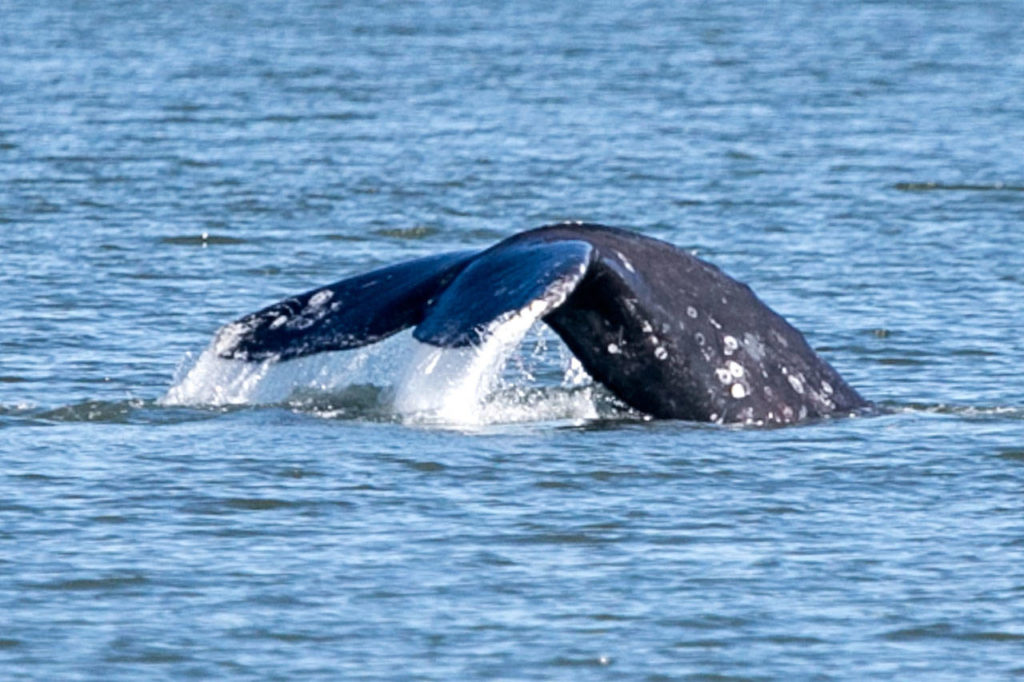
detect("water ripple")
[3,1,1024,680]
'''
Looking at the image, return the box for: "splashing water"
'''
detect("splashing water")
[162,315,614,425]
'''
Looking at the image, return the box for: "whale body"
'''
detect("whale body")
[214,223,868,425]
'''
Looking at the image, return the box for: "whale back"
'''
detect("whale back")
[527,224,866,424]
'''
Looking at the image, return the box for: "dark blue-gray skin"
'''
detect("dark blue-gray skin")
[215,223,869,425]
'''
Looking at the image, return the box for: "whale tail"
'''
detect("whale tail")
[214,250,477,362]
[208,223,868,425]
[215,240,595,362]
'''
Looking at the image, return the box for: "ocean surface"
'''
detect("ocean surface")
[3,1,1024,679]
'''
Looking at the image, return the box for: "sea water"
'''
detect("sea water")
[2,1,1023,679]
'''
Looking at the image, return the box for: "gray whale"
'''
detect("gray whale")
[215,223,868,425]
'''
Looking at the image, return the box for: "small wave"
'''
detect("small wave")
[284,384,393,421]
[36,399,145,424]
[370,225,441,239]
[32,574,149,592]
[1,399,234,427]
[894,182,1024,192]
[879,401,1024,420]
[159,233,248,246]
[997,448,1024,462]
[882,622,1024,642]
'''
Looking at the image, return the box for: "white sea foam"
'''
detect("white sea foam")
[162,321,615,426]
[161,334,404,407]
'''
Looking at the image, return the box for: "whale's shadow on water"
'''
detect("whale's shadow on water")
[161,223,882,428]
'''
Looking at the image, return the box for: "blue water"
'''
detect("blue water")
[3,1,1024,679]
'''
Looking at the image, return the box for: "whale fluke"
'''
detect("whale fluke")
[215,250,476,362]
[414,240,594,347]
[214,223,868,425]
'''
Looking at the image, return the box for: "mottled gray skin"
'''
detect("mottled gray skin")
[514,224,866,424]
[217,222,868,425]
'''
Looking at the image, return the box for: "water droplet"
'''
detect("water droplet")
[731,383,747,399]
